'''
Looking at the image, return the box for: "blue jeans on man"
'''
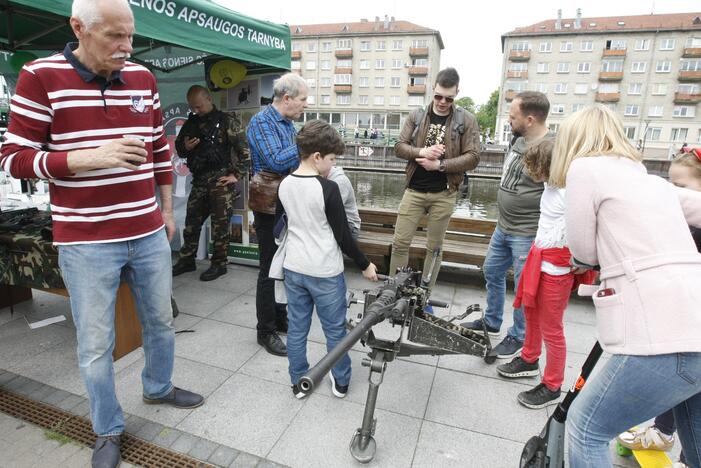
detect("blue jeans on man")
[482,226,534,340]
[283,269,351,387]
[568,353,701,467]
[58,229,175,436]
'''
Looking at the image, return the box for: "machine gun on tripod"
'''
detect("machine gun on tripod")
[299,258,493,463]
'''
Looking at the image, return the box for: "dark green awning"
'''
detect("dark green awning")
[0,0,291,73]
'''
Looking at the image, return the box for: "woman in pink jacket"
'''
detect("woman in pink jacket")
[548,105,701,468]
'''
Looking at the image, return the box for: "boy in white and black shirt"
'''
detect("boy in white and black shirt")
[276,120,378,399]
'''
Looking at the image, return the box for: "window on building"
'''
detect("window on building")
[360,41,371,51]
[631,62,646,73]
[539,42,552,53]
[572,103,585,112]
[392,59,402,69]
[358,95,369,105]
[291,61,301,70]
[671,128,688,141]
[601,59,624,72]
[373,96,384,106]
[551,104,565,114]
[680,59,701,72]
[577,62,591,73]
[357,112,371,127]
[548,123,559,133]
[554,83,568,94]
[574,83,588,94]
[535,83,548,93]
[628,82,642,95]
[390,96,400,106]
[624,126,636,140]
[390,77,401,87]
[698,129,701,144]
[560,41,573,52]
[306,95,315,105]
[634,39,650,51]
[413,58,428,66]
[360,60,370,70]
[392,40,403,50]
[307,42,317,52]
[624,105,640,116]
[645,127,661,141]
[337,39,352,49]
[410,77,426,85]
[652,83,667,95]
[511,41,530,51]
[291,42,301,51]
[306,61,316,70]
[337,95,350,105]
[659,39,676,50]
[580,40,593,52]
[334,74,351,85]
[599,83,619,93]
[603,102,618,112]
[537,62,549,73]
[412,39,428,48]
[376,40,386,50]
[556,62,570,73]
[359,77,369,88]
[320,77,331,87]
[375,59,385,69]
[375,77,385,87]
[321,42,332,52]
[605,39,626,50]
[509,63,528,71]
[673,105,696,117]
[678,84,700,94]
[336,59,352,68]
[408,96,424,106]
[320,94,330,104]
[656,60,672,73]
[306,78,316,88]
[686,37,701,48]
[321,60,331,70]
[648,105,663,117]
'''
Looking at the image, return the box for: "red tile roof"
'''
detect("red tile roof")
[289,19,444,48]
[505,12,701,36]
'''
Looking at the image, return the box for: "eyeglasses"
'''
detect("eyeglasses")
[433,94,455,104]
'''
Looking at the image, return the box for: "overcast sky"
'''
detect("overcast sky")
[214,0,701,105]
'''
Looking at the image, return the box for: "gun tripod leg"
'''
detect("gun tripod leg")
[349,349,388,463]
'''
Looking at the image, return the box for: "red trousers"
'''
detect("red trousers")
[521,272,574,391]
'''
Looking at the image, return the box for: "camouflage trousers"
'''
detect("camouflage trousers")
[179,171,235,266]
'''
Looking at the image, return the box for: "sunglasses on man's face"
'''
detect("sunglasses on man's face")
[433,94,455,103]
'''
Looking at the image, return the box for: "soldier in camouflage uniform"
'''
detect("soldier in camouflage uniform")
[172,85,249,281]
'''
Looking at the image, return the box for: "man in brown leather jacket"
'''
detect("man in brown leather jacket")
[390,67,480,290]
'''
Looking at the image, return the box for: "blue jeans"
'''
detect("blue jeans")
[58,229,175,436]
[482,226,533,340]
[568,353,701,468]
[283,269,351,386]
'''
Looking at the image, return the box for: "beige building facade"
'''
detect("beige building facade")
[498,11,701,158]
[290,17,443,134]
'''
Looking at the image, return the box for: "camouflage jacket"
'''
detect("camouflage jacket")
[175,108,250,179]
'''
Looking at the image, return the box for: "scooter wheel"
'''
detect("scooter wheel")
[484,354,497,364]
[615,442,632,457]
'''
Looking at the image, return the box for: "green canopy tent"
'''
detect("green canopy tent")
[0,0,291,74]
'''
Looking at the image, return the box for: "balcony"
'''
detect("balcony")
[674,92,701,104]
[409,47,429,57]
[506,71,528,79]
[595,92,620,102]
[682,48,701,58]
[509,50,531,61]
[334,84,352,94]
[599,71,624,81]
[679,71,701,82]
[335,49,353,59]
[291,50,301,60]
[334,67,352,74]
[602,48,627,57]
[408,66,428,76]
[407,84,426,94]
[504,90,517,101]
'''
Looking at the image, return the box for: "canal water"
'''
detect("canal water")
[347,171,499,220]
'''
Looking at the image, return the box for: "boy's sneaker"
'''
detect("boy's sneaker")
[616,425,675,451]
[517,383,561,409]
[496,356,540,378]
[493,335,524,359]
[460,318,501,338]
[291,384,307,400]
[329,373,348,398]
[423,304,434,315]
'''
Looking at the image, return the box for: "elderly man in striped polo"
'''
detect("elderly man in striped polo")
[0,0,203,466]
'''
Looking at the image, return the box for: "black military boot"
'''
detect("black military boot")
[200,264,227,281]
[172,257,196,276]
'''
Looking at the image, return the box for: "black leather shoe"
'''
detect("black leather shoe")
[199,264,227,281]
[143,387,204,409]
[172,258,196,276]
[257,333,287,356]
[276,318,288,334]
[92,435,121,468]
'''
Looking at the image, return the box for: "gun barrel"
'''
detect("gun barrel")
[298,289,398,394]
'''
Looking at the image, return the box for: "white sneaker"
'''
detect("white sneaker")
[617,425,674,451]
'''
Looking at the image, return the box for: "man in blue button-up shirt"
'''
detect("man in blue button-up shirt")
[246,73,308,357]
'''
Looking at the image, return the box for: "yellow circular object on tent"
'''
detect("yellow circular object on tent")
[209,60,247,89]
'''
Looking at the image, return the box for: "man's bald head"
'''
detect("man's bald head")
[186,85,214,116]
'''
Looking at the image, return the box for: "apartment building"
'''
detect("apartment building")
[290,16,443,133]
[498,11,701,158]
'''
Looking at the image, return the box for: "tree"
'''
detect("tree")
[476,88,499,138]
[454,96,475,114]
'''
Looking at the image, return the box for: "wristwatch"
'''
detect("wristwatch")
[438,159,446,172]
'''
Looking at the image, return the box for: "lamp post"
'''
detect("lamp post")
[641,119,651,156]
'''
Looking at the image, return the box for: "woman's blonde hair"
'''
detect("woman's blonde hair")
[548,105,642,187]
[671,150,701,181]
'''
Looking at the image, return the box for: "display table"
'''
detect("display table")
[0,210,142,360]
